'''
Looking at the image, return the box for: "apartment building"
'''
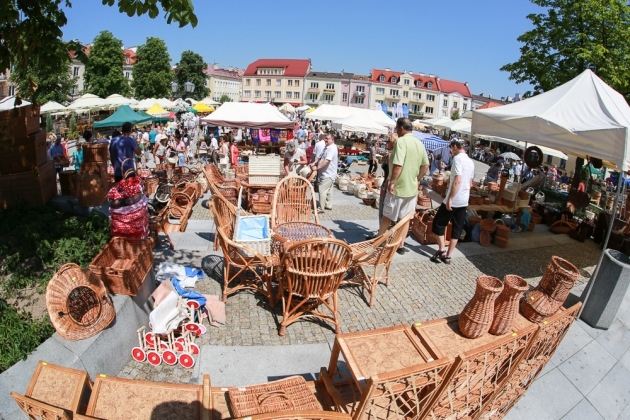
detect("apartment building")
[123,47,137,82]
[204,64,243,102]
[346,75,371,109]
[370,68,441,119]
[435,78,472,118]
[242,59,311,105]
[303,71,354,107]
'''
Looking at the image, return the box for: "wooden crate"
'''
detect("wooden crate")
[0,104,41,140]
[25,360,92,414]
[0,160,56,208]
[0,131,47,175]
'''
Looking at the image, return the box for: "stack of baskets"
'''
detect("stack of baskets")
[493,221,511,248]
[78,143,109,207]
[0,104,56,208]
[417,192,432,207]
[521,256,579,323]
[431,173,448,197]
[479,218,496,247]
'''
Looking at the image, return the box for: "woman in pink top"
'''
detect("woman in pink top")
[230,139,239,166]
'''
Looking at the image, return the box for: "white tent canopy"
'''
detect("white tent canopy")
[200,97,220,106]
[103,94,137,109]
[435,118,472,134]
[200,102,294,129]
[278,103,296,113]
[472,69,630,171]
[40,101,67,114]
[305,104,395,128]
[133,98,157,110]
[157,98,174,110]
[480,136,568,160]
[296,105,311,111]
[67,93,106,111]
[0,96,32,110]
[331,114,388,135]
[422,117,453,128]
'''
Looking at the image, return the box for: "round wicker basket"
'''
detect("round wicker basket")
[46,263,115,341]
[479,230,491,246]
[480,219,497,233]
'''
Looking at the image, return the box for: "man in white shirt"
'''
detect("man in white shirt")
[431,138,475,264]
[310,134,326,164]
[310,134,338,213]
[210,136,219,165]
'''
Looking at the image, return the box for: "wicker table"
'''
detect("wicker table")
[273,222,333,253]
[327,325,441,391]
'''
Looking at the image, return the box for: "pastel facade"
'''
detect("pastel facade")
[205,64,243,102]
[242,59,311,105]
[303,71,354,107]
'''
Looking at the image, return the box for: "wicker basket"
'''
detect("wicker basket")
[59,170,79,196]
[46,263,115,341]
[251,202,272,214]
[493,236,509,248]
[480,218,497,233]
[0,131,47,175]
[480,230,491,246]
[78,162,108,208]
[0,104,40,139]
[459,275,504,338]
[0,161,56,209]
[468,216,481,226]
[531,213,543,224]
[144,176,159,196]
[89,237,154,296]
[417,193,432,207]
[234,214,271,257]
[82,143,109,163]
[490,275,530,335]
[537,256,579,303]
[494,224,511,239]
[521,289,561,323]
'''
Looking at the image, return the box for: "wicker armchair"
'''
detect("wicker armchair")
[11,392,73,420]
[216,226,277,305]
[271,175,319,229]
[347,211,414,306]
[209,194,237,251]
[278,238,352,336]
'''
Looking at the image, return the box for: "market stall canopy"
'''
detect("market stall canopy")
[133,98,157,110]
[472,69,630,171]
[93,105,152,128]
[185,98,198,105]
[200,97,220,106]
[40,101,67,114]
[331,114,388,135]
[157,98,174,110]
[193,102,215,113]
[305,104,395,128]
[413,131,450,151]
[422,117,453,128]
[67,93,106,111]
[145,103,170,117]
[201,102,294,129]
[500,152,521,160]
[481,136,568,160]
[0,96,31,111]
[103,94,137,109]
[278,103,296,113]
[296,105,311,112]
[435,118,472,134]
[412,119,426,129]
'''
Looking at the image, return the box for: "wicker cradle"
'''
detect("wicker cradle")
[46,263,115,341]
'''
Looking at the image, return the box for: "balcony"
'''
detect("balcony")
[322,88,336,94]
[354,91,365,97]
[387,93,401,99]
[410,97,424,104]
[307,87,320,93]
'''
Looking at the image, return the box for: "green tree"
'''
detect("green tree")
[502,0,630,99]
[83,31,130,98]
[451,109,460,120]
[69,112,77,132]
[45,114,53,133]
[131,37,173,100]
[2,1,197,103]
[219,94,232,104]
[173,50,209,101]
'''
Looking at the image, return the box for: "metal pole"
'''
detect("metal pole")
[578,171,625,318]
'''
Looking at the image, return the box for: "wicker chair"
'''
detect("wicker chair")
[278,238,353,336]
[204,164,239,188]
[209,181,240,207]
[216,226,277,305]
[271,175,319,229]
[347,211,414,306]
[11,392,73,420]
[160,191,195,233]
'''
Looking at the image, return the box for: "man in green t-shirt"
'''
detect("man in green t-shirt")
[367,117,429,254]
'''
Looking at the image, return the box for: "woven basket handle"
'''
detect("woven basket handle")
[122,158,136,180]
[57,263,80,275]
[256,390,292,408]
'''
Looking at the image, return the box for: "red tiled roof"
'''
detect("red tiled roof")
[411,75,439,91]
[370,68,402,84]
[371,68,439,91]
[123,49,137,65]
[244,59,311,77]
[204,65,242,79]
[437,78,472,97]
[478,101,503,109]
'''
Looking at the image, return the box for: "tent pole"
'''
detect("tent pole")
[578,172,624,318]
[511,141,527,217]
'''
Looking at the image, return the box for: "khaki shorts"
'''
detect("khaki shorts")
[382,192,416,221]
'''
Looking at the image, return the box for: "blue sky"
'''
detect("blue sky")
[62,0,542,98]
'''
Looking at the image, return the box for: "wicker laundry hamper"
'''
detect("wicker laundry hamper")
[46,263,115,341]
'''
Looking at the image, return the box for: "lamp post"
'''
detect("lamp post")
[171,81,195,100]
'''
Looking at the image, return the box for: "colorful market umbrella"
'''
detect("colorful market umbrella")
[193,102,215,113]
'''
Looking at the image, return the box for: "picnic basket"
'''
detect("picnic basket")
[89,237,154,296]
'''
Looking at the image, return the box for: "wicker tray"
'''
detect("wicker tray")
[89,237,154,296]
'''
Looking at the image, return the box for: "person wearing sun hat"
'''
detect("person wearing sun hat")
[73,139,86,172]
[283,140,307,174]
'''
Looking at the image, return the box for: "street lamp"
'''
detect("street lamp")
[170,81,195,99]
[170,81,178,95]
[184,81,195,94]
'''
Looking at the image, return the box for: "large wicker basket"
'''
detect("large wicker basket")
[459,275,504,338]
[46,263,115,341]
[0,160,56,209]
[489,275,530,335]
[538,256,579,302]
[82,143,109,163]
[89,237,154,296]
[0,131,47,175]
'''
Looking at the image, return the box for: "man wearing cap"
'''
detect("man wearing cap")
[109,122,141,182]
[431,138,475,264]
[283,141,308,175]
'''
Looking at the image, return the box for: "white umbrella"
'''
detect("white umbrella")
[435,118,472,133]
[185,98,198,105]
[200,97,220,106]
[412,119,426,129]
[156,98,174,110]
[103,94,137,109]
[296,105,311,112]
[500,152,521,160]
[279,103,296,113]
[67,93,106,111]
[422,117,452,127]
[40,101,67,114]
[133,98,157,110]
[331,114,388,135]
[0,96,32,110]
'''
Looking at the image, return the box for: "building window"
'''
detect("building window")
[287,80,293,86]
[125,71,130,79]
[245,79,250,86]
[379,75,385,82]
[294,92,299,99]
[326,83,334,90]
[274,91,281,98]
[309,93,318,101]
[125,57,130,64]
[276,79,281,86]
[425,106,434,114]
[391,77,397,83]
[342,93,347,102]
[411,104,422,113]
[427,82,433,88]
[389,89,399,97]
[254,90,261,98]
[324,94,333,101]
[463,103,467,111]
[375,100,383,106]
[546,154,553,164]
[266,79,271,86]
[310,82,319,88]
[244,91,251,98]
[389,101,396,107]
[256,79,261,86]
[453,101,458,108]
[295,80,300,87]
[376,87,384,95]
[426,94,435,101]
[73,67,80,76]
[264,90,271,98]
[417,81,422,87]
[286,92,293,99]
[355,97,364,104]
[0,86,3,97]
[9,85,15,96]
[403,91,408,98]
[560,158,567,169]
[356,86,365,93]
[404,79,410,85]
[413,93,422,100]
[443,99,448,107]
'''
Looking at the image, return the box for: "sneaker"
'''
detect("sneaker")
[396,247,408,255]
[365,234,377,240]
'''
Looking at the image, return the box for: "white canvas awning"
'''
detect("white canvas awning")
[0,96,32,110]
[40,101,67,114]
[331,114,388,135]
[480,136,568,160]
[422,117,453,128]
[435,118,472,134]
[472,69,630,171]
[157,98,175,110]
[67,93,106,111]
[305,104,395,128]
[201,102,294,129]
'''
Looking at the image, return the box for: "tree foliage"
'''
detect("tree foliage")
[173,50,209,101]
[219,94,232,104]
[83,31,130,98]
[502,0,630,99]
[132,37,173,99]
[1,0,197,103]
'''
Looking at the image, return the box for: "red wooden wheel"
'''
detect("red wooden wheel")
[197,325,207,335]
[131,347,146,362]
[163,350,177,366]
[145,332,155,346]
[174,341,185,352]
[185,323,200,334]
[175,336,186,344]
[147,350,162,366]
[179,353,195,369]
[189,343,200,355]
[186,300,200,309]
[160,342,170,350]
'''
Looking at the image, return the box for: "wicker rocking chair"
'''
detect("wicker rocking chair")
[215,226,277,306]
[347,211,414,306]
[271,175,319,229]
[278,238,352,336]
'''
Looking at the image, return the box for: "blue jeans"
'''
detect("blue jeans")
[178,153,185,166]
